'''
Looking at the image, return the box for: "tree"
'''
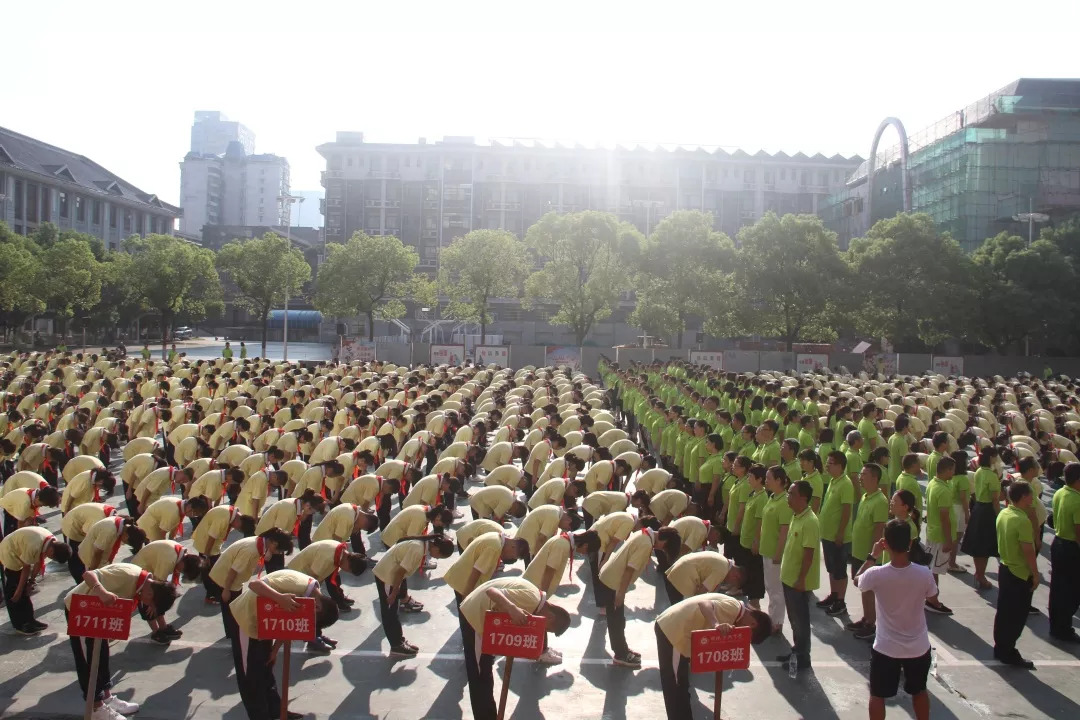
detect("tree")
[632,210,734,347]
[627,279,680,343]
[970,232,1077,353]
[35,238,102,336]
[314,232,419,340]
[217,232,312,355]
[89,251,143,343]
[732,213,848,345]
[439,230,528,343]
[846,213,975,349]
[0,228,45,341]
[523,211,643,346]
[126,234,223,358]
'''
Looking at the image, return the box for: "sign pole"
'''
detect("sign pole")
[496,656,514,720]
[713,670,723,719]
[83,637,102,720]
[279,641,291,720]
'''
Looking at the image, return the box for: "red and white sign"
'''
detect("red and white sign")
[430,344,465,366]
[932,356,964,377]
[796,353,830,373]
[475,345,509,366]
[690,626,751,673]
[481,611,546,660]
[339,340,377,364]
[690,351,723,370]
[256,597,317,642]
[66,594,136,641]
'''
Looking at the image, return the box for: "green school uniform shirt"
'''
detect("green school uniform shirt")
[726,477,750,533]
[740,489,768,550]
[996,505,1034,580]
[1052,485,1080,541]
[926,478,957,543]
[803,471,824,502]
[857,418,879,462]
[820,475,855,542]
[973,467,1001,503]
[781,507,821,591]
[759,492,794,559]
[887,432,909,487]
[852,490,889,559]
[895,472,924,514]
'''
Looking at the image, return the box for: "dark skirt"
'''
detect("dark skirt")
[960,501,999,557]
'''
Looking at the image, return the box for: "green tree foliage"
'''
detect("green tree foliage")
[125,234,223,357]
[524,211,643,346]
[732,212,847,345]
[89,251,143,340]
[217,232,312,355]
[846,213,974,349]
[0,226,44,317]
[631,210,734,347]
[439,230,529,343]
[35,237,102,332]
[314,232,419,340]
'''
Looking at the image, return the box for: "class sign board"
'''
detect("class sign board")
[689,351,723,370]
[690,626,752,673]
[67,594,136,641]
[796,353,830,373]
[481,611,546,660]
[257,597,317,642]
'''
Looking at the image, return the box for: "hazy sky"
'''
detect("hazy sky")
[5,0,1079,206]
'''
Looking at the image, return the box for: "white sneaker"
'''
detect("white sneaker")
[537,648,562,665]
[423,558,437,570]
[107,696,140,714]
[452,510,464,519]
[91,704,125,720]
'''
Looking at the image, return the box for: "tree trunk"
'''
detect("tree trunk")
[367,311,375,341]
[260,308,269,357]
[160,310,171,361]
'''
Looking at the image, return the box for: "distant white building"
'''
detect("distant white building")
[190,111,254,156]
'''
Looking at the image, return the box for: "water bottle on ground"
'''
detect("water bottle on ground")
[788,653,798,678]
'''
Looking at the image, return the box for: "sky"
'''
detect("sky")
[4,0,1079,207]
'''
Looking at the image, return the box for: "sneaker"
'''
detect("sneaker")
[28,619,48,631]
[423,558,438,570]
[389,643,419,657]
[815,593,837,608]
[319,635,338,648]
[612,651,642,668]
[537,649,563,665]
[854,625,876,641]
[14,624,41,636]
[161,625,183,639]
[825,601,848,617]
[91,705,125,720]
[947,564,968,574]
[335,600,352,613]
[844,619,866,631]
[1027,606,1039,615]
[925,600,953,615]
[106,696,140,714]
[452,510,464,519]
[149,630,171,645]
[1050,630,1080,644]
[994,649,1035,669]
[305,639,332,654]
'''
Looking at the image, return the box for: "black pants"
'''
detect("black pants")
[68,621,111,702]
[1049,537,1080,636]
[297,515,313,549]
[375,577,403,646]
[265,553,285,573]
[324,573,346,605]
[783,584,812,665]
[377,499,392,531]
[588,550,613,608]
[583,508,596,530]
[664,579,684,606]
[67,539,87,583]
[3,509,20,537]
[460,614,498,720]
[994,566,1035,656]
[231,631,281,720]
[3,566,34,629]
[605,593,630,656]
[188,512,203,532]
[122,483,139,518]
[655,623,691,719]
[350,530,367,556]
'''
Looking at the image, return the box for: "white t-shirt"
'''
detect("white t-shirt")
[857,562,937,658]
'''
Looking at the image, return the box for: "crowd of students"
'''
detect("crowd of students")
[0,348,1077,720]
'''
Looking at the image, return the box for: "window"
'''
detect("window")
[75,195,85,221]
[124,210,132,233]
[136,212,144,233]
[93,200,102,225]
[109,205,117,228]
[40,187,50,221]
[26,184,38,222]
[13,179,23,219]
[59,191,69,218]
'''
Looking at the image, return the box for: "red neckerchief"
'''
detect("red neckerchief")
[292,498,303,536]
[561,531,574,579]
[26,489,40,517]
[134,569,151,595]
[168,467,179,493]
[374,476,386,511]
[153,407,160,435]
[36,534,54,576]
[64,441,75,459]
[256,536,266,577]
[561,461,570,480]
[107,516,125,562]
[219,469,229,501]
[99,432,108,455]
[331,541,347,584]
[103,505,116,517]
[170,543,184,585]
[606,460,617,491]
[318,465,331,500]
[175,499,185,537]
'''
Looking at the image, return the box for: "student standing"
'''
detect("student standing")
[371,536,454,656]
[288,538,371,651]
[947,450,972,574]
[818,450,854,615]
[854,520,938,720]
[962,448,1002,590]
[924,456,958,615]
[778,480,821,672]
[993,481,1040,668]
[1049,462,1080,642]
[206,529,293,637]
[847,464,889,638]
[759,465,793,633]
[740,465,768,609]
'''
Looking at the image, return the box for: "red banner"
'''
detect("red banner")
[690,627,752,673]
[256,597,317,642]
[481,611,546,660]
[66,594,136,641]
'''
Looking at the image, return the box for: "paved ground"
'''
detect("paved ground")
[2,462,1078,719]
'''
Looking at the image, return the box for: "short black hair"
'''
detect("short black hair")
[883,518,912,553]
[792,480,813,502]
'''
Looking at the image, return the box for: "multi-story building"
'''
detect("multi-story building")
[821,78,1080,251]
[0,126,179,248]
[180,141,290,235]
[316,132,860,272]
[190,111,255,156]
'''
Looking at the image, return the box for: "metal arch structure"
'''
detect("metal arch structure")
[866,117,912,231]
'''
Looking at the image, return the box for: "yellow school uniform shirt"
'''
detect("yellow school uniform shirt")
[480,442,513,472]
[455,519,504,549]
[584,460,616,494]
[1,471,47,497]
[78,516,126,567]
[529,478,569,510]
[372,539,424,585]
[582,491,630,519]
[483,465,522,489]
[238,472,271,515]
[293,466,336,498]
[599,529,656,590]
[61,471,100,513]
[443,533,504,596]
[190,469,229,503]
[312,503,360,542]
[380,505,430,547]
[65,563,151,610]
[469,486,514,519]
[209,536,266,591]
[522,533,572,594]
[289,539,347,581]
[131,540,186,582]
[650,489,690,524]
[340,474,380,506]
[665,553,731,597]
[656,593,744,658]
[459,577,543,634]
[515,505,562,555]
[191,505,239,556]
[670,516,709,551]
[256,498,300,535]
[230,569,318,640]
[139,467,182,505]
[62,503,115,541]
[634,468,672,495]
[0,526,53,571]
[593,511,635,550]
[402,475,442,508]
[136,497,184,540]
[0,489,37,521]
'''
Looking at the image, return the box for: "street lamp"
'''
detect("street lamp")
[278,195,304,361]
[1013,198,1049,245]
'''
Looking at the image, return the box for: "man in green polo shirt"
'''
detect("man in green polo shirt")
[857,401,880,462]
[993,481,1040,668]
[818,450,854,615]
[925,456,957,615]
[1049,462,1080,643]
[886,415,913,490]
[848,464,889,639]
[779,479,820,672]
